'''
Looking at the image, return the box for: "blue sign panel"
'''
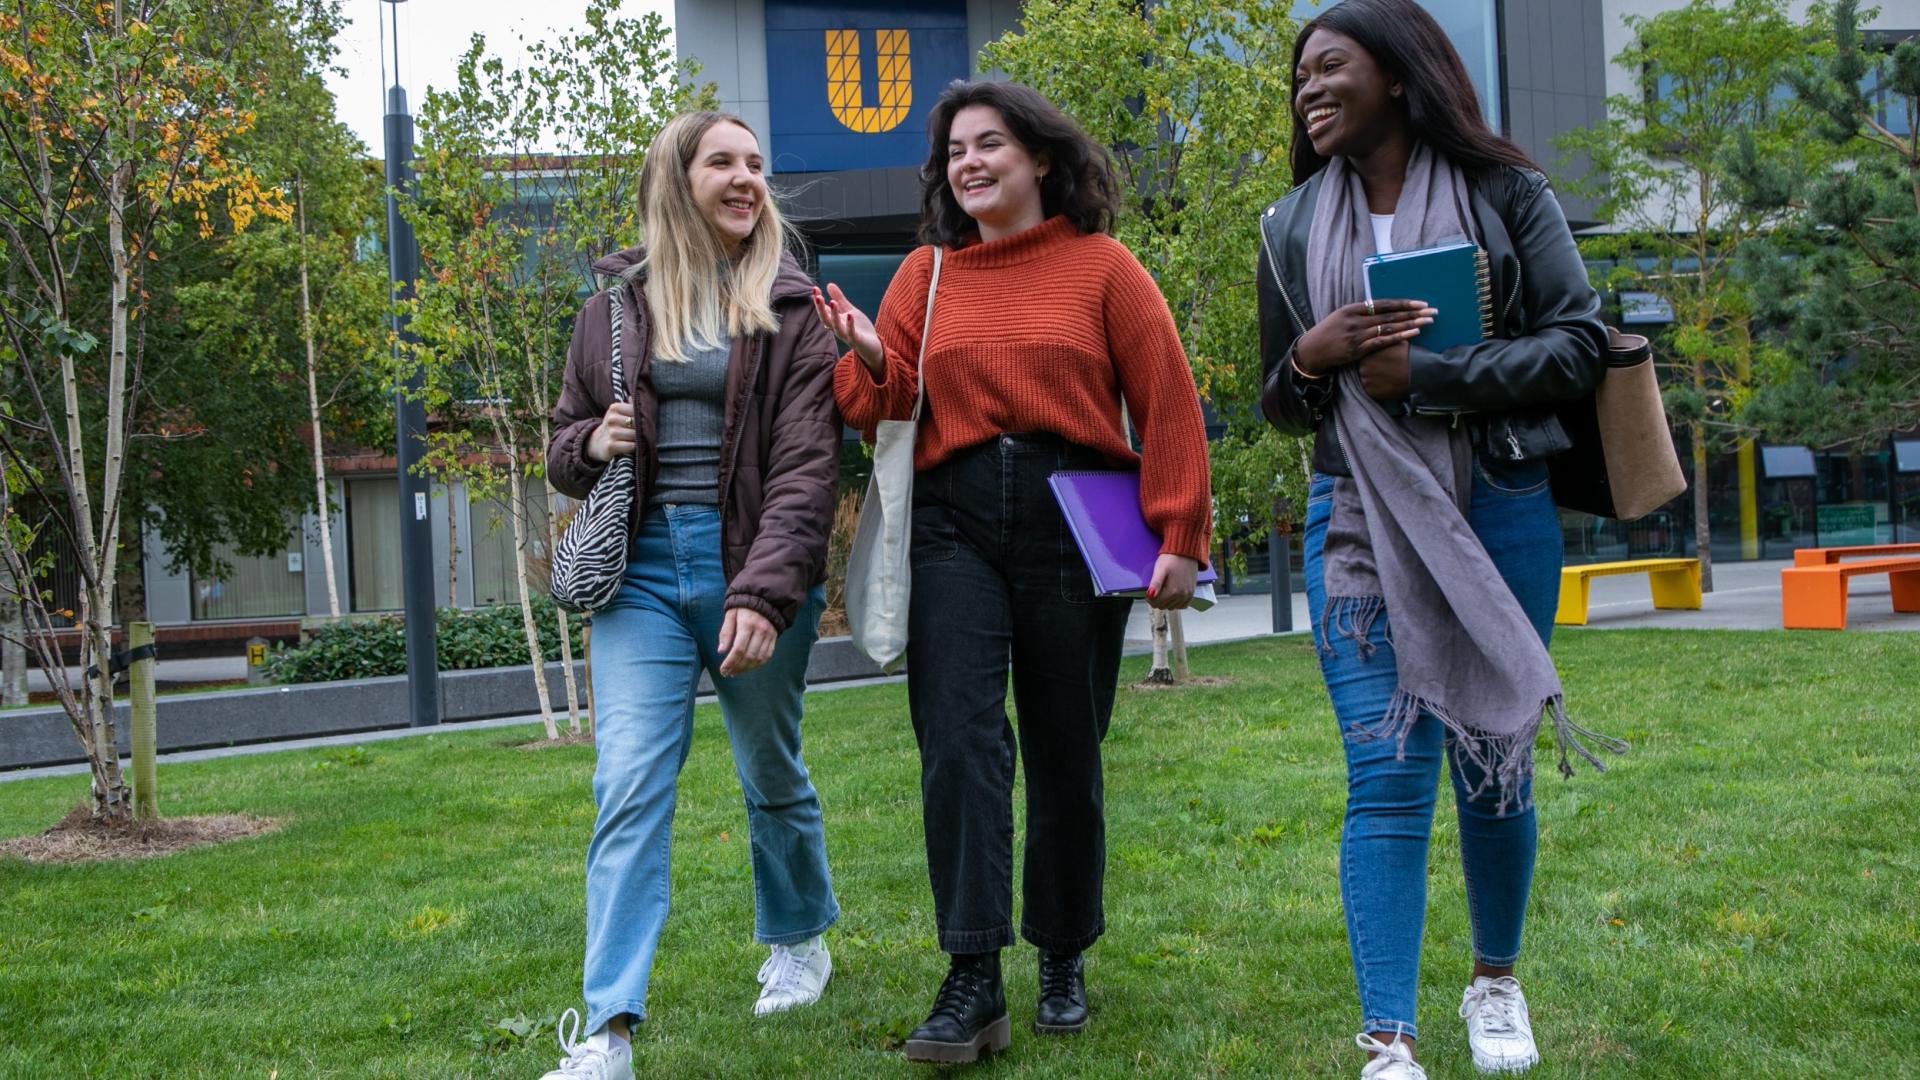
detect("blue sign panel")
[765,0,969,174]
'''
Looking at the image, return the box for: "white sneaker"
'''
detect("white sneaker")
[1357,1033,1426,1079]
[1459,975,1541,1073]
[753,936,832,1015]
[538,1009,633,1080]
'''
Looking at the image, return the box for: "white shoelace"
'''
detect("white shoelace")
[1460,977,1528,1037]
[757,944,808,997]
[1356,1033,1425,1079]
[550,1008,612,1077]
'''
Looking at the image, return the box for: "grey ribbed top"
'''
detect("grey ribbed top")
[648,333,731,507]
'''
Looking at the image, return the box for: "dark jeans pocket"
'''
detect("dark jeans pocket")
[1473,455,1551,498]
[1060,522,1100,604]
[910,468,958,566]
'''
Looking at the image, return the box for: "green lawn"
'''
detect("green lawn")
[1,630,1916,1079]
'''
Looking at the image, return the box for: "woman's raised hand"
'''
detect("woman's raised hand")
[1293,299,1435,378]
[811,283,885,374]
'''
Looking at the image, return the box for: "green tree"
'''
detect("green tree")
[1558,0,1830,589]
[0,0,297,820]
[160,0,387,617]
[403,0,701,738]
[983,0,1303,676]
[1730,0,1920,447]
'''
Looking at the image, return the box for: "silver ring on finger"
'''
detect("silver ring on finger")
[1374,322,1385,339]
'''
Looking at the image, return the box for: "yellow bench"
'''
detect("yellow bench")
[1555,558,1701,626]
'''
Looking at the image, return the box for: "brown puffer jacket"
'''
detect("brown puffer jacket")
[546,247,842,633]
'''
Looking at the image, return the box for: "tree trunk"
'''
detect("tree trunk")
[297,179,341,617]
[1169,608,1188,681]
[1143,607,1173,684]
[1691,419,1714,593]
[582,618,596,737]
[506,465,556,739]
[1,591,26,708]
[546,481,580,734]
[446,481,459,607]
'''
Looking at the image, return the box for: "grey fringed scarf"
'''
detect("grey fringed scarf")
[1306,144,1622,812]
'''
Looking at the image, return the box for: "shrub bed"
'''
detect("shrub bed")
[263,596,587,684]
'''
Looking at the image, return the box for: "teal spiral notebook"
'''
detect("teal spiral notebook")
[1362,240,1493,352]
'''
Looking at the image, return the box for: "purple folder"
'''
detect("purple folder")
[1048,470,1217,601]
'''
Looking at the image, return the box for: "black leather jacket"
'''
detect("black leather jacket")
[1258,164,1606,476]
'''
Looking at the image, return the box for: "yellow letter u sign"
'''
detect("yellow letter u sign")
[826,29,911,134]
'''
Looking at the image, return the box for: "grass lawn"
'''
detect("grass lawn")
[1,630,1916,1079]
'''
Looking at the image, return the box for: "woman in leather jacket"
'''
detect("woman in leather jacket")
[1256,2,1607,1078]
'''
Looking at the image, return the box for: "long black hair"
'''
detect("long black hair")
[1289,0,1536,185]
[917,80,1121,247]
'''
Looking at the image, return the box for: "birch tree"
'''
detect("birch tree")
[404,0,699,738]
[0,0,291,820]
[1558,0,1830,588]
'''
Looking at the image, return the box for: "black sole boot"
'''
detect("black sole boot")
[1035,950,1088,1034]
[903,952,1011,1064]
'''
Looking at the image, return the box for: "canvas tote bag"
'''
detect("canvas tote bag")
[1549,328,1688,521]
[844,246,942,671]
[549,287,635,614]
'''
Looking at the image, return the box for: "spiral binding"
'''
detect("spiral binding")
[1473,247,1493,337]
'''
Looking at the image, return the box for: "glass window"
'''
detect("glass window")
[191,538,306,620]
[347,477,402,612]
[816,252,909,322]
[1291,0,1500,128]
[470,488,553,608]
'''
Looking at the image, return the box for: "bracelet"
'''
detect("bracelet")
[1290,352,1327,381]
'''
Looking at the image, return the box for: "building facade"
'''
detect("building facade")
[160,0,1920,632]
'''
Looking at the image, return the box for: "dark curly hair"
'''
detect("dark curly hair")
[1289,0,1536,185]
[917,80,1121,247]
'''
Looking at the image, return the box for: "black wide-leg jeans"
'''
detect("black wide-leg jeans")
[905,433,1135,955]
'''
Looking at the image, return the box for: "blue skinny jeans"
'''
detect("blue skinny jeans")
[1303,457,1561,1041]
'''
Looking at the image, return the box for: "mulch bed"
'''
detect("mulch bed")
[1128,675,1237,691]
[0,804,281,865]
[513,730,595,750]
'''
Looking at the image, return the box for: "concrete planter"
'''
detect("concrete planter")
[1,636,893,771]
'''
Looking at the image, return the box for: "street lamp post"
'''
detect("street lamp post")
[382,0,439,727]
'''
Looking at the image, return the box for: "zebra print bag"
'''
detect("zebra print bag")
[550,287,634,614]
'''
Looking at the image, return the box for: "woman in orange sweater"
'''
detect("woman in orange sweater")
[813,80,1212,1064]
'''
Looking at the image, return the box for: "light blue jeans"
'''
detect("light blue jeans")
[581,505,838,1033]
[1303,457,1562,1041]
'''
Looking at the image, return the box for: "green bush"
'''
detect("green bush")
[263,594,588,684]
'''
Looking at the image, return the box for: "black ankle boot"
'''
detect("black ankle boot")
[1034,950,1088,1034]
[903,951,1011,1064]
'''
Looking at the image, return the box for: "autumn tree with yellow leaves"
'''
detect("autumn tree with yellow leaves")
[0,0,293,821]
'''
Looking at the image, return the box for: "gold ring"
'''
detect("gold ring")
[1365,300,1375,317]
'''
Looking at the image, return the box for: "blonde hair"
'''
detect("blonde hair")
[632,111,797,362]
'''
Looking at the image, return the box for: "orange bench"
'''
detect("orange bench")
[1792,543,1920,567]
[1779,558,1920,629]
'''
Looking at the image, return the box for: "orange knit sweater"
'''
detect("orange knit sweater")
[833,215,1213,564]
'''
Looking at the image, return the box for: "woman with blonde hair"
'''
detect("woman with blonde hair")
[541,110,844,1080]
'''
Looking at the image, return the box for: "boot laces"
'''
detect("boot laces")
[1038,953,1079,1000]
[929,960,989,1021]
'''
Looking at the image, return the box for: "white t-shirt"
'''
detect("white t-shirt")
[1370,213,1395,255]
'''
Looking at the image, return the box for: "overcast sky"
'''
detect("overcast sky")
[323,0,675,155]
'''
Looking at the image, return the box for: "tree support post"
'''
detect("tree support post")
[1269,527,1294,634]
[129,621,158,821]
